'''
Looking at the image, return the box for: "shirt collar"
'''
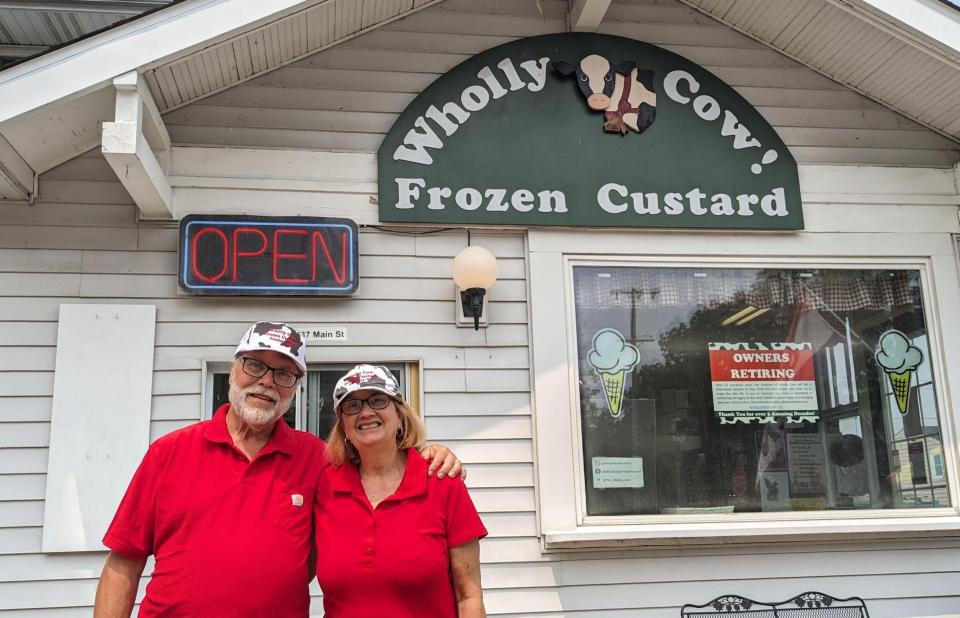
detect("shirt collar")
[331,448,428,503]
[203,403,296,457]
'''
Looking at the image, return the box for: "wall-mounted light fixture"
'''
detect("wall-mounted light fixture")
[453,245,498,330]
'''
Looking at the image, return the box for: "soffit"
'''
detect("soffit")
[0,1,174,65]
[143,0,442,112]
[0,0,443,175]
[676,0,960,141]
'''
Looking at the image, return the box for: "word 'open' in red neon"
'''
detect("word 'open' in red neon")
[189,226,350,286]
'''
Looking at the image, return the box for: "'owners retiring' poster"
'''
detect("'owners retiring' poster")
[709,342,818,424]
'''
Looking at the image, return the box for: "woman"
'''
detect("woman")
[315,364,487,617]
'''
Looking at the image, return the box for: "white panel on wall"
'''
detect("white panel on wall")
[41,304,156,553]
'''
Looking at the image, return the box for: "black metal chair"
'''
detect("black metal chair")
[681,592,869,618]
[682,595,778,617]
[775,592,869,618]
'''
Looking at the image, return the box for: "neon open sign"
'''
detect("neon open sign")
[178,215,359,295]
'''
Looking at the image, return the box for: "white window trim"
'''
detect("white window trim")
[528,229,960,549]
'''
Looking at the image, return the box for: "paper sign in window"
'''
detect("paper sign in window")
[592,457,645,489]
[709,342,818,423]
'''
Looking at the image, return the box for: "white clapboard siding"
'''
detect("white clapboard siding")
[0,145,540,613]
[0,398,52,423]
[0,501,44,529]
[0,475,46,500]
[160,0,960,165]
[0,349,56,371]
[0,450,47,475]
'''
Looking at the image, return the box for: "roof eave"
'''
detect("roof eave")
[0,0,319,124]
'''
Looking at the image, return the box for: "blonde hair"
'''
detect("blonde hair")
[326,397,425,466]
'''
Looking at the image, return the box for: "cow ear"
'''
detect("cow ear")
[635,68,656,91]
[614,60,637,75]
[552,60,577,76]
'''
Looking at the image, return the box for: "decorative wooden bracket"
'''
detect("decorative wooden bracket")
[569,0,612,32]
[102,71,172,220]
[0,131,36,203]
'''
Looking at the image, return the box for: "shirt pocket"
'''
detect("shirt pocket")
[271,482,312,538]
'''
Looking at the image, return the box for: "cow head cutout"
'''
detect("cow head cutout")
[553,54,657,135]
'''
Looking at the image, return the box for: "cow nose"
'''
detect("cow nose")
[587,94,610,110]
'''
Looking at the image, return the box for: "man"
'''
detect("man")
[94,321,462,617]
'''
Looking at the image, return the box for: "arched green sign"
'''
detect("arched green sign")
[378,33,802,230]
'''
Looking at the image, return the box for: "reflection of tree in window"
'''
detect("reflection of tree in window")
[572,266,949,517]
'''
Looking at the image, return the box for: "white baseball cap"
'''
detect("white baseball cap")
[235,321,306,373]
[332,364,402,411]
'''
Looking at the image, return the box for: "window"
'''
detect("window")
[208,363,412,438]
[529,241,959,547]
[571,265,949,517]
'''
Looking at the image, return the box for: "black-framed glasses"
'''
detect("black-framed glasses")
[340,393,392,416]
[238,356,301,388]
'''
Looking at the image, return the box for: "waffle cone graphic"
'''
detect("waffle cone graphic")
[888,370,912,414]
[600,371,626,418]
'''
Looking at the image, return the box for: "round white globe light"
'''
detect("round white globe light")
[453,246,498,290]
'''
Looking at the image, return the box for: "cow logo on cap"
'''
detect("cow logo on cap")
[250,321,303,355]
[340,366,394,390]
[333,364,402,410]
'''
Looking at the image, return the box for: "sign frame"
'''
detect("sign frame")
[178,214,359,296]
[378,33,803,231]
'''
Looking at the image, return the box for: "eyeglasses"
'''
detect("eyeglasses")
[238,356,301,388]
[340,393,392,416]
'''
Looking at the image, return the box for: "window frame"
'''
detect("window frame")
[529,232,960,549]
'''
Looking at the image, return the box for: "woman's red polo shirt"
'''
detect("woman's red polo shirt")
[314,448,487,617]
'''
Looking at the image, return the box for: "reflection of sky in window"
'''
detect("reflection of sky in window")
[833,343,851,405]
[914,334,931,384]
[888,396,904,438]
[839,416,862,437]
[920,385,938,429]
[825,351,836,408]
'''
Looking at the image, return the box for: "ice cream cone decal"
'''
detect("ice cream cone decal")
[888,371,911,414]
[600,371,627,416]
[587,329,639,418]
[875,329,922,415]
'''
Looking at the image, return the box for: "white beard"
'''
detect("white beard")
[228,383,294,429]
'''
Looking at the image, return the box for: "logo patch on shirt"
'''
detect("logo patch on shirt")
[290,494,304,508]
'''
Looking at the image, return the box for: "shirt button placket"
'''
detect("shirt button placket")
[362,519,375,568]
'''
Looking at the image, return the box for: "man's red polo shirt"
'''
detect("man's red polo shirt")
[315,448,487,617]
[103,404,327,617]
